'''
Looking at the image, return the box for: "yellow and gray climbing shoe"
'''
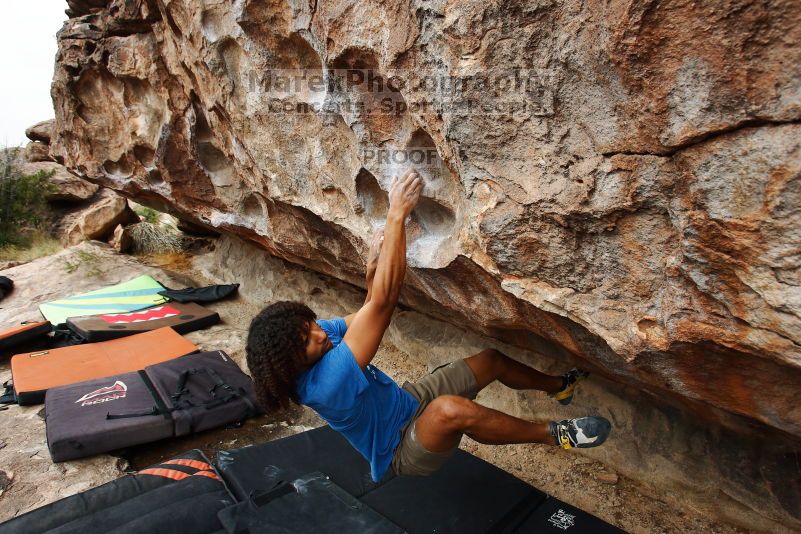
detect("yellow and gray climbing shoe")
[549,416,611,449]
[550,368,589,405]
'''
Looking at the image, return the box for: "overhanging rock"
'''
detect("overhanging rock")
[51,0,801,473]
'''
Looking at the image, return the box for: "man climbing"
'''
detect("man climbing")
[246,170,611,482]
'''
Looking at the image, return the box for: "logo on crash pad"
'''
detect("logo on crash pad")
[548,509,576,530]
[76,380,128,406]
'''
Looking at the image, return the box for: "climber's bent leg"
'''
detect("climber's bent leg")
[463,348,564,393]
[391,395,612,476]
[414,395,553,450]
[391,395,553,476]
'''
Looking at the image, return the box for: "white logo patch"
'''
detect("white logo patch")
[75,380,128,406]
[548,508,576,530]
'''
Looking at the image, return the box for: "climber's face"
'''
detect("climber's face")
[303,321,333,367]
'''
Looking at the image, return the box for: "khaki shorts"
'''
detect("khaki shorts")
[390,359,479,477]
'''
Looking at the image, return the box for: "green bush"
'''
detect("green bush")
[0,148,56,246]
[134,205,161,224]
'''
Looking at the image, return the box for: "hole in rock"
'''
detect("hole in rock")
[146,169,164,186]
[330,48,406,142]
[133,145,156,168]
[219,38,244,85]
[198,142,230,174]
[194,103,214,142]
[241,194,265,220]
[355,168,389,223]
[102,157,133,178]
[354,164,458,267]
[406,197,457,268]
[122,78,153,109]
[410,197,456,235]
[201,9,223,42]
[192,103,235,187]
[277,33,323,70]
[237,28,324,105]
[636,318,668,346]
[405,128,453,185]
[237,2,323,67]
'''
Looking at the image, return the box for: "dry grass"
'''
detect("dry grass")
[128,222,183,255]
[0,231,62,263]
[143,251,194,272]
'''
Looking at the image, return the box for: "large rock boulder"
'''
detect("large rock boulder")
[24,119,54,145]
[22,142,53,163]
[63,189,138,245]
[108,222,132,252]
[48,0,801,528]
[19,161,99,202]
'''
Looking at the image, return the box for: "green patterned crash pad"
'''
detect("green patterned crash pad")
[39,275,169,326]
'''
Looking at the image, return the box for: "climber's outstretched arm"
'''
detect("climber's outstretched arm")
[344,228,384,328]
[343,170,422,368]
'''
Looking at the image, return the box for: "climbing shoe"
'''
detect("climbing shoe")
[550,416,611,449]
[550,368,589,405]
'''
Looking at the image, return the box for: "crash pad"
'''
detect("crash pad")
[46,350,259,462]
[215,425,388,500]
[39,275,169,326]
[0,449,233,534]
[514,495,625,533]
[217,472,404,534]
[215,425,548,534]
[360,450,546,534]
[0,321,51,352]
[10,327,196,405]
[66,301,220,341]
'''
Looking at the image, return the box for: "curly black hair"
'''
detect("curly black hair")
[246,301,317,412]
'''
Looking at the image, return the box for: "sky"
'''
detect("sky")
[0,2,67,147]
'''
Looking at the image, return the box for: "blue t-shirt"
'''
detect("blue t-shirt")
[295,318,419,481]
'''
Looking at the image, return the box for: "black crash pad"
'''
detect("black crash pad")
[0,450,234,534]
[217,472,403,534]
[215,425,387,500]
[361,449,545,534]
[215,425,548,534]
[514,496,625,533]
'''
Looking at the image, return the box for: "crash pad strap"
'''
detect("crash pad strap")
[139,468,193,481]
[106,369,171,420]
[139,467,221,482]
[251,483,295,506]
[164,458,213,471]
[106,367,248,419]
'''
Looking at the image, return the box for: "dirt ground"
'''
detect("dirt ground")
[0,244,760,532]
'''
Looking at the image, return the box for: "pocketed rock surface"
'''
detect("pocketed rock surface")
[47,1,801,528]
[0,240,763,533]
